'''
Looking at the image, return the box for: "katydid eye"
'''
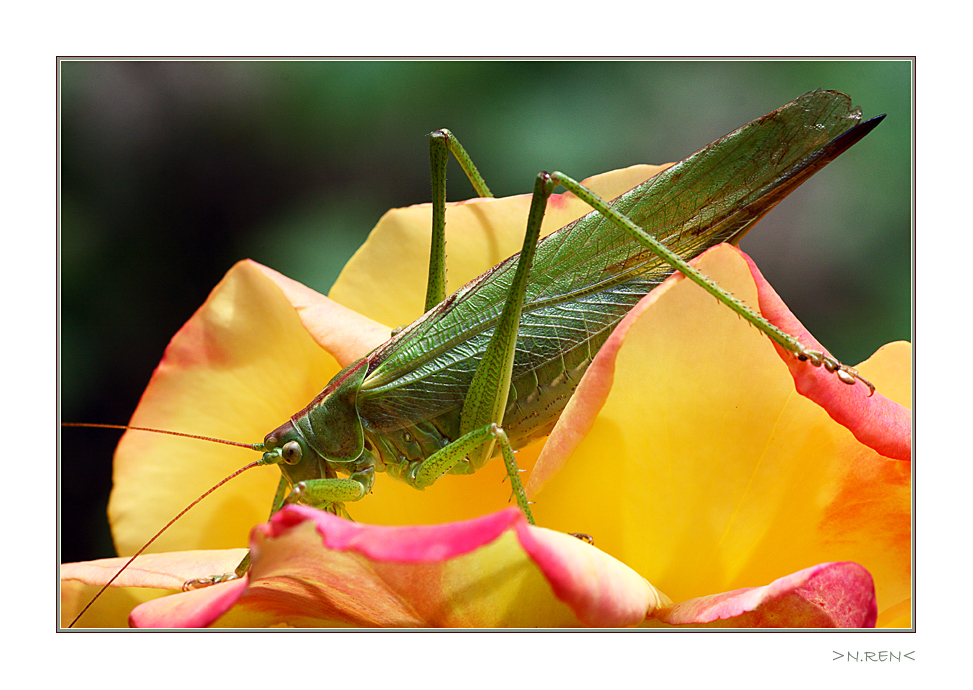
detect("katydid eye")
[282,440,302,464]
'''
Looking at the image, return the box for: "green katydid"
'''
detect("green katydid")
[67,89,884,625]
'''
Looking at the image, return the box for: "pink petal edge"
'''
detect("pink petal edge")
[273,506,662,626]
[130,506,661,627]
[514,521,668,626]
[652,561,877,628]
[265,504,526,563]
[735,247,911,461]
[130,577,250,628]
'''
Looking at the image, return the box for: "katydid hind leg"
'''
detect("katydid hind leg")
[459,173,553,444]
[456,172,553,521]
[548,171,875,393]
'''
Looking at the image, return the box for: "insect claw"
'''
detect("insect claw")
[183,572,242,591]
[795,348,876,395]
[836,369,855,385]
[569,532,595,545]
[842,367,876,396]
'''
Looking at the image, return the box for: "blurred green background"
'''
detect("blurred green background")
[60,60,912,564]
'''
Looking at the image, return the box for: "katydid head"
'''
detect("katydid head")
[260,357,372,490]
[260,422,306,466]
[259,419,340,487]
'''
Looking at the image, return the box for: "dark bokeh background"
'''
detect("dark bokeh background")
[59,60,913,564]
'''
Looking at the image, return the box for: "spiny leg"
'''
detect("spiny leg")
[456,172,553,523]
[281,469,373,507]
[548,171,875,395]
[411,422,534,524]
[459,172,553,447]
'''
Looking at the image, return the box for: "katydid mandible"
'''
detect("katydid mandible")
[69,90,884,620]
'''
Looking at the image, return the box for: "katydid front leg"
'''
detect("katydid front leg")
[282,469,374,507]
[183,472,365,590]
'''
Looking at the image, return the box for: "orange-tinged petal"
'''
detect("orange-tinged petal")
[251,262,389,367]
[129,506,668,628]
[876,596,913,628]
[61,549,246,628]
[527,244,911,623]
[108,260,352,557]
[645,562,877,628]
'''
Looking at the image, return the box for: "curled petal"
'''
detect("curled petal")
[646,562,877,628]
[739,249,912,461]
[130,579,251,629]
[129,506,669,628]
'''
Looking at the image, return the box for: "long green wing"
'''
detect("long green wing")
[358,90,882,442]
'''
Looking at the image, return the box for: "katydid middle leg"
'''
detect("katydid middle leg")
[425,130,494,310]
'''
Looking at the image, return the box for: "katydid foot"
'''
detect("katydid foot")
[796,348,875,395]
